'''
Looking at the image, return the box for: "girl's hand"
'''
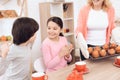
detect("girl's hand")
[0,42,9,58]
[64,44,73,61]
[65,44,74,56]
[64,55,70,61]
[59,44,74,58]
[59,45,70,58]
[68,44,74,53]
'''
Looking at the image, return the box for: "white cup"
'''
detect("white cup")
[32,72,48,80]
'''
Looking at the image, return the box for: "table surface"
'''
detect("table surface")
[47,57,120,80]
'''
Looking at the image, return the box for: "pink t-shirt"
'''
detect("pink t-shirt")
[42,36,72,72]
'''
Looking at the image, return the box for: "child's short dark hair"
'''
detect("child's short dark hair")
[12,17,39,45]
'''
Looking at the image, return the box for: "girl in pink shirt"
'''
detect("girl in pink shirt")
[42,16,73,72]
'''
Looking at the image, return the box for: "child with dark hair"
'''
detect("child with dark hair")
[42,16,73,72]
[0,17,39,80]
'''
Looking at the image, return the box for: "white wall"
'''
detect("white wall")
[73,0,87,29]
[110,0,120,18]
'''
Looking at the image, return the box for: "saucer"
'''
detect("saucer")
[73,68,89,74]
[113,62,120,68]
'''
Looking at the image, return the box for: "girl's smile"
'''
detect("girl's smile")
[47,21,62,41]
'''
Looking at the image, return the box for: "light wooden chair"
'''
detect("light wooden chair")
[33,58,45,73]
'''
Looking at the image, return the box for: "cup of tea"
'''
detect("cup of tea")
[75,61,86,72]
[115,56,120,65]
[32,72,48,80]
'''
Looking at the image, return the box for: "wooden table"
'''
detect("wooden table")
[47,57,120,80]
